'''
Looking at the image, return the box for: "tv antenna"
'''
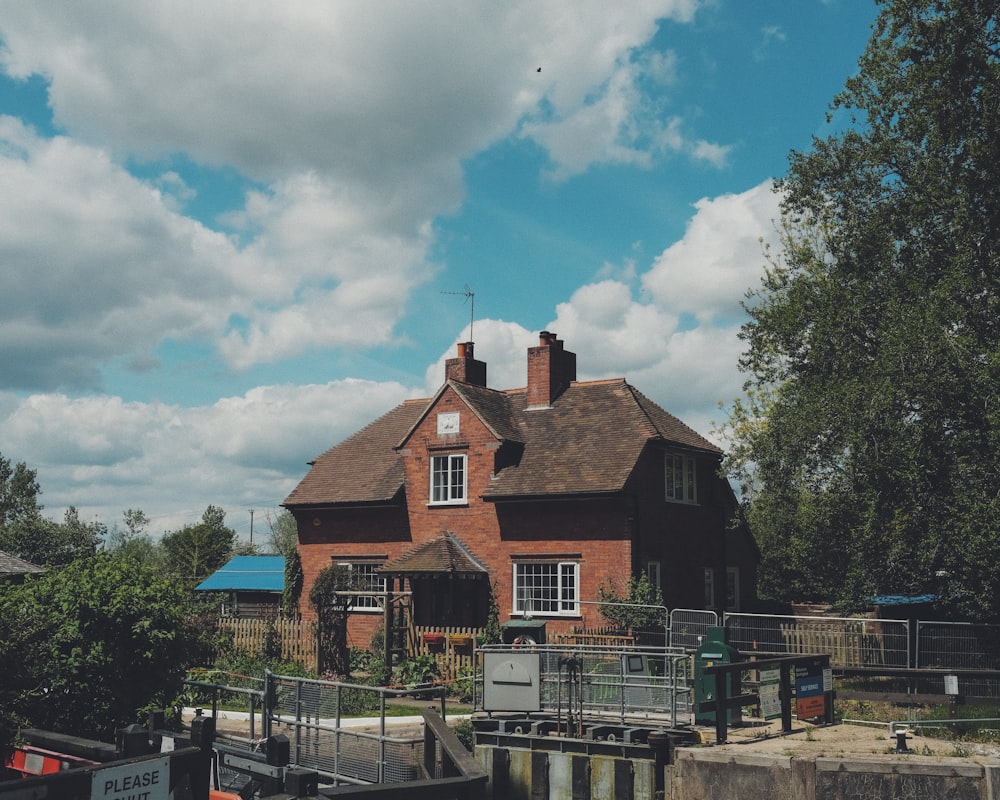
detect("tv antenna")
[442,284,475,340]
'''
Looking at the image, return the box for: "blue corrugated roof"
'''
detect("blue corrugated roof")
[195,555,285,592]
[870,593,935,606]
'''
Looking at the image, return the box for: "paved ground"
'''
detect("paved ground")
[708,717,1000,764]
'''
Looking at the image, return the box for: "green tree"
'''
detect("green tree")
[266,510,298,557]
[727,0,1000,616]
[161,505,236,585]
[104,508,160,566]
[0,506,103,567]
[0,452,41,529]
[597,574,665,632]
[310,564,353,677]
[0,552,212,743]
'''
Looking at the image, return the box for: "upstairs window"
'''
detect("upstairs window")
[665,452,697,503]
[430,453,466,505]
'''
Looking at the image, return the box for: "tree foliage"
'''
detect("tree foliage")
[160,505,236,585]
[0,506,103,567]
[598,574,665,632]
[266,510,299,557]
[0,453,41,529]
[727,0,1000,616]
[0,552,213,743]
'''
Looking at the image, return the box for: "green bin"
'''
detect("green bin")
[693,626,740,724]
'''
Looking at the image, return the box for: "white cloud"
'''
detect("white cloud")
[0,1,720,384]
[0,378,412,536]
[642,181,781,324]
[0,118,253,389]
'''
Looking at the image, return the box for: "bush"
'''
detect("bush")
[452,718,474,752]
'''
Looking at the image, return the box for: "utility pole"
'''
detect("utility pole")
[249,508,254,545]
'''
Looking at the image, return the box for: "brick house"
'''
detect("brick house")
[283,332,757,647]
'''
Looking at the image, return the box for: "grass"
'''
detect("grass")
[836,698,1000,745]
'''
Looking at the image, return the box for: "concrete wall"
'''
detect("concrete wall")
[477,741,1000,800]
[476,744,657,800]
[668,748,1000,800]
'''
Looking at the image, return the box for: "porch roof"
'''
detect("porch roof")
[379,532,488,577]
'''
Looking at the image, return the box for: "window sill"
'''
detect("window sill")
[427,502,469,508]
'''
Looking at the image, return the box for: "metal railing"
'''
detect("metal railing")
[916,621,1000,670]
[668,608,719,649]
[263,671,434,786]
[724,612,910,668]
[474,643,692,727]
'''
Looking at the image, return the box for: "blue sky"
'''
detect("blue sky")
[0,1,877,541]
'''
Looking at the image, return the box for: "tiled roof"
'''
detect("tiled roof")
[284,377,721,506]
[195,555,285,592]
[0,550,44,576]
[283,400,426,507]
[483,380,720,499]
[379,532,488,576]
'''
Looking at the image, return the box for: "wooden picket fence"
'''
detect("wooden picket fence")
[411,625,482,682]
[216,616,319,672]
[214,617,482,680]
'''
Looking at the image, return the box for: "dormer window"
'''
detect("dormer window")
[430,453,466,505]
[665,452,697,503]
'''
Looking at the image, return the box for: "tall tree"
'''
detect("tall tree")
[161,505,236,585]
[0,453,41,531]
[728,0,1000,617]
[0,507,102,567]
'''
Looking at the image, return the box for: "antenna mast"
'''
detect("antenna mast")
[442,284,475,340]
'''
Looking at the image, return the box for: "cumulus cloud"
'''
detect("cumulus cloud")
[0,118,251,390]
[0,378,412,535]
[642,181,781,325]
[0,0,723,386]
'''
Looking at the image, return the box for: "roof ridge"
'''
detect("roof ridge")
[500,376,626,395]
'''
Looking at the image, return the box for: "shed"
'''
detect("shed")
[0,550,44,584]
[196,555,285,618]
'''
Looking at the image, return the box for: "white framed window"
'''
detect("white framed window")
[703,567,741,611]
[726,567,740,612]
[665,452,697,503]
[646,560,661,589]
[430,453,466,505]
[513,561,579,616]
[337,561,386,612]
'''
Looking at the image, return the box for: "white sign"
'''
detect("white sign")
[945,674,959,696]
[759,682,782,720]
[759,667,781,720]
[92,756,170,800]
[823,667,833,693]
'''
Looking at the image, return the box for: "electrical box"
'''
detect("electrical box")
[482,652,542,712]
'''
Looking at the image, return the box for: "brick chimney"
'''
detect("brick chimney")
[526,331,576,408]
[445,341,487,387]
